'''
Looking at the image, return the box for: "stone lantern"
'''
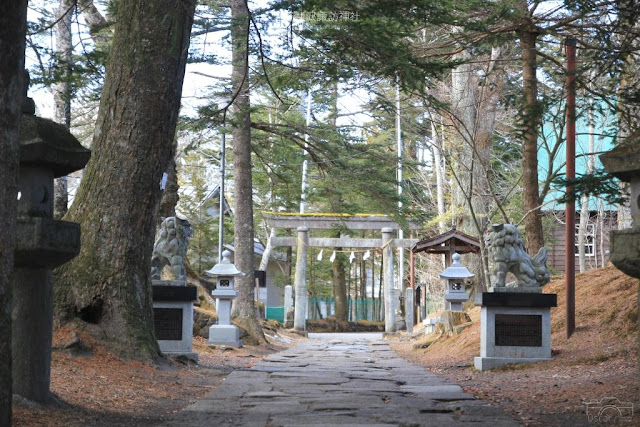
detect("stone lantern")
[600,139,640,278]
[205,250,243,347]
[13,94,90,402]
[601,131,640,398]
[439,253,474,312]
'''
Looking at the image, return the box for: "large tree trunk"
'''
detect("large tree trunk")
[450,47,476,233]
[53,0,74,220]
[78,0,109,46]
[326,81,349,322]
[229,0,265,343]
[259,227,276,271]
[519,12,544,254]
[447,45,503,288]
[429,115,446,232]
[578,95,596,272]
[473,47,504,235]
[0,1,27,422]
[332,249,348,321]
[54,0,195,360]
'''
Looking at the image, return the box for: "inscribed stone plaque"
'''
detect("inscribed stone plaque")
[154,308,183,340]
[495,314,542,347]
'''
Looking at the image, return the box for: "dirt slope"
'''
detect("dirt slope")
[390,265,639,425]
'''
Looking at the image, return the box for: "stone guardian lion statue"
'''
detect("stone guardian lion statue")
[150,216,193,281]
[485,224,550,288]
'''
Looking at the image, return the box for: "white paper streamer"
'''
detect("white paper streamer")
[160,172,168,190]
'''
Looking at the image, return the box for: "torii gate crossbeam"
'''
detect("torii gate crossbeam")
[270,236,417,249]
[263,213,419,334]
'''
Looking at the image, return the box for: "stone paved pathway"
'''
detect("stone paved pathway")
[169,333,519,426]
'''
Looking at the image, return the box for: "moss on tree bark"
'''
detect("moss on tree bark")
[53,0,195,360]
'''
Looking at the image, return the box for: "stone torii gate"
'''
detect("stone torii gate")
[263,213,419,333]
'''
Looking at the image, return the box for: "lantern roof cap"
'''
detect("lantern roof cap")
[205,250,244,277]
[439,253,475,280]
[19,114,90,177]
[600,131,640,182]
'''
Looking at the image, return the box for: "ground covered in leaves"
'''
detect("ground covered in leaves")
[389,265,639,426]
[13,266,639,426]
[13,323,301,426]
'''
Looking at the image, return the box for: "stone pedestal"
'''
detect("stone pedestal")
[13,218,82,402]
[12,268,53,402]
[209,289,241,347]
[405,288,414,333]
[474,292,557,370]
[152,282,198,361]
[208,324,240,346]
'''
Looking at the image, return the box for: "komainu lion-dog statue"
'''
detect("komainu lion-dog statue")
[485,224,550,288]
[151,216,193,280]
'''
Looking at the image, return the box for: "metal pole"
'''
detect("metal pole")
[218,111,227,263]
[396,82,404,291]
[565,38,577,339]
[300,88,312,213]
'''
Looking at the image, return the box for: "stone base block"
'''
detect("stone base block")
[474,356,552,371]
[152,279,187,287]
[488,286,542,294]
[208,325,242,347]
[475,292,557,371]
[153,301,194,354]
[423,317,441,334]
[480,305,552,359]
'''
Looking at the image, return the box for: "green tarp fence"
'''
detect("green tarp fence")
[266,294,441,324]
[307,298,384,322]
[265,306,285,323]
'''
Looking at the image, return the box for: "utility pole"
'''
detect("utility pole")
[565,38,577,338]
[300,88,312,213]
[396,82,404,291]
[218,102,228,263]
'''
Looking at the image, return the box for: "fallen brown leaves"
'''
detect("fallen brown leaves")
[13,325,298,426]
[390,265,640,426]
